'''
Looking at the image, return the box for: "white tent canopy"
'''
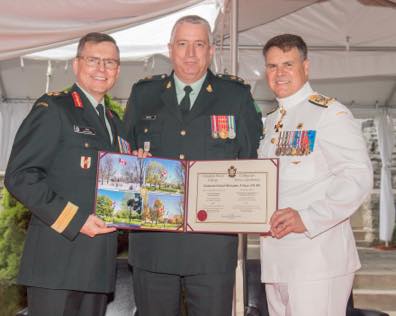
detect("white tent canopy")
[0,0,207,60]
[0,0,395,242]
[24,0,221,61]
[219,0,396,116]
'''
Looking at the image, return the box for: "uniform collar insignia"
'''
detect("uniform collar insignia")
[206,84,213,93]
[166,81,172,89]
[107,108,113,118]
[71,91,83,108]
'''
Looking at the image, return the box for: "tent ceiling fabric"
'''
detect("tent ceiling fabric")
[234,0,319,32]
[24,1,222,61]
[218,0,396,109]
[0,0,204,60]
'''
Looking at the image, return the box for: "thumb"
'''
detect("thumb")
[93,215,106,228]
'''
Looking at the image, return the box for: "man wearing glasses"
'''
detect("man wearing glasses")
[5,32,130,316]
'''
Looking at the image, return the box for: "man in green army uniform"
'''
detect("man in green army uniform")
[123,15,262,316]
[5,33,131,316]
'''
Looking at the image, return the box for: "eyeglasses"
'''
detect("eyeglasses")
[78,56,120,70]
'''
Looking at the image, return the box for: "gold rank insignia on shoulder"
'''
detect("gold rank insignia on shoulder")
[46,91,62,97]
[35,101,48,108]
[216,73,245,84]
[138,74,167,83]
[308,94,335,107]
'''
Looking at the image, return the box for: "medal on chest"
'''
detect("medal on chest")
[210,115,236,139]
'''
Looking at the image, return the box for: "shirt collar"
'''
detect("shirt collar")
[76,83,104,108]
[173,73,207,97]
[276,81,313,109]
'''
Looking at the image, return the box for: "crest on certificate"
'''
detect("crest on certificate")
[228,165,237,178]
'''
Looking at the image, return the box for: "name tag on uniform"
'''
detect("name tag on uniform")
[142,115,157,121]
[73,125,96,135]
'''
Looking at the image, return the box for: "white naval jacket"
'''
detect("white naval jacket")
[258,82,373,283]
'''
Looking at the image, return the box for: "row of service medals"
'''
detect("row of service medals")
[274,129,316,156]
[272,106,316,156]
[210,115,236,139]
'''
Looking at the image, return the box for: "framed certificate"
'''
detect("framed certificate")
[185,159,278,233]
[94,151,278,233]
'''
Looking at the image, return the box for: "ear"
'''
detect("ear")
[72,57,79,76]
[115,64,121,79]
[168,43,173,57]
[303,59,309,79]
[209,44,215,59]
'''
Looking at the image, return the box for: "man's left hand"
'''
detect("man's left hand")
[269,207,306,239]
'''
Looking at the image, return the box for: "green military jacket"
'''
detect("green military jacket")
[5,84,130,293]
[124,70,262,275]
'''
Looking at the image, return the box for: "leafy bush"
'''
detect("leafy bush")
[0,189,30,285]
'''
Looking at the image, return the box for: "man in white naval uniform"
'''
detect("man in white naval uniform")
[258,34,373,316]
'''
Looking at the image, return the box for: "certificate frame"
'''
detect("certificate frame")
[94,151,278,234]
[185,159,278,233]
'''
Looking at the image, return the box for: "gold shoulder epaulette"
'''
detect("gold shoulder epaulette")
[216,73,246,84]
[34,101,49,108]
[46,90,67,97]
[137,74,168,84]
[308,94,335,108]
[266,106,278,115]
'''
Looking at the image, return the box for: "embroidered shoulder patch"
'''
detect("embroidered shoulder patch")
[308,94,335,107]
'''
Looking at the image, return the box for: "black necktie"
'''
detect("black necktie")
[96,104,110,141]
[179,85,193,117]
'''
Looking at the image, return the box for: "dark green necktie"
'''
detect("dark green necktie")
[96,103,110,141]
[179,85,193,117]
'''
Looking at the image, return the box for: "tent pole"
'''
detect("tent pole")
[385,81,396,107]
[229,1,246,316]
[230,0,238,75]
[0,66,7,101]
[45,60,52,93]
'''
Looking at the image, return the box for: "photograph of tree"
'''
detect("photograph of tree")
[95,152,185,231]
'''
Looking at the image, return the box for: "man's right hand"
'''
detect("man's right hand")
[80,214,116,237]
[132,148,152,158]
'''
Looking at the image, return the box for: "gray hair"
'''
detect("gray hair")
[169,15,213,45]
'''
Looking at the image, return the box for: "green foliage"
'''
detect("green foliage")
[0,189,30,285]
[104,94,124,119]
[145,161,167,187]
[96,195,115,218]
[0,285,26,316]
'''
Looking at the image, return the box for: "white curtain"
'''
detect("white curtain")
[375,109,396,242]
[0,102,32,171]
[0,0,203,60]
